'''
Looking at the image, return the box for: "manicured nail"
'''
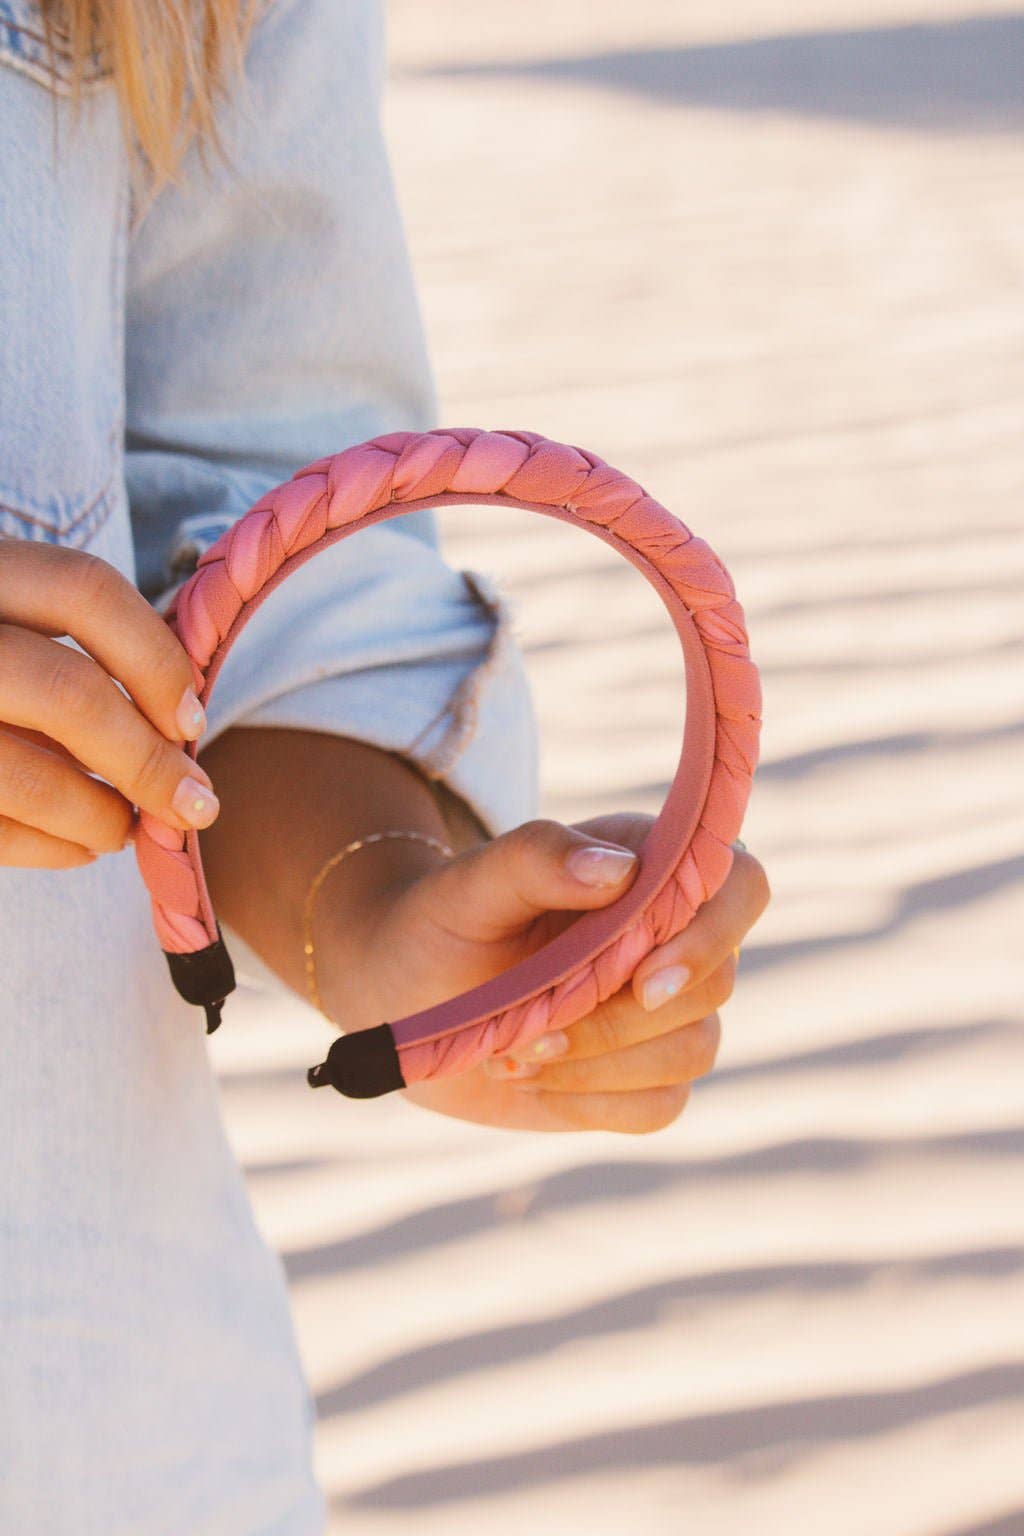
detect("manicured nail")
[176,686,207,741]
[642,964,691,1011]
[173,774,220,828]
[566,845,638,886]
[525,1030,569,1060]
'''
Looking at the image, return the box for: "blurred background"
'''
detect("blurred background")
[208,2,1024,1530]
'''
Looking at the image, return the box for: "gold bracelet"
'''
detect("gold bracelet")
[302,830,456,1020]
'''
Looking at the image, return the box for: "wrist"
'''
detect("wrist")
[308,834,453,1031]
[308,778,492,1025]
[195,725,454,1010]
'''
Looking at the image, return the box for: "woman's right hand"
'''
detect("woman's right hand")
[0,538,221,868]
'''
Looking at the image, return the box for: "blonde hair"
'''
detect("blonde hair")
[39,0,259,193]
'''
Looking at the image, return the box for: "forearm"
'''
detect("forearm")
[194,725,488,1021]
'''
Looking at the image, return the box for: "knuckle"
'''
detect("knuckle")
[500,819,569,901]
[698,907,732,959]
[66,550,122,612]
[635,1084,691,1134]
[58,551,191,716]
[68,549,122,602]
[708,959,735,1008]
[149,632,194,702]
[0,623,35,697]
[4,747,54,814]
[590,1001,622,1058]
[89,814,131,854]
[42,645,94,723]
[747,853,772,910]
[516,818,566,862]
[671,1012,720,1081]
[131,731,176,801]
[694,1011,722,1075]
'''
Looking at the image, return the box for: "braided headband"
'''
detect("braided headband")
[134,428,761,1099]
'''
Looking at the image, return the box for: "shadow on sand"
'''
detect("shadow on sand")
[404,14,1024,136]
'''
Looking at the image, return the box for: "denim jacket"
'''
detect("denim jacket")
[0,2,538,1530]
[0,0,539,843]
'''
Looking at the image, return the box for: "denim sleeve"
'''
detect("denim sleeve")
[123,0,541,862]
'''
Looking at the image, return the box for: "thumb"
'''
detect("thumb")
[423,818,640,945]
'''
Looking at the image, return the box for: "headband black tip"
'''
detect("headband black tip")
[307,1022,405,1099]
[164,921,236,1034]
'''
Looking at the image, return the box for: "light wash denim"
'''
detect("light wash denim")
[0,0,540,1530]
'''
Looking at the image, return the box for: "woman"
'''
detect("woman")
[0,1,770,1529]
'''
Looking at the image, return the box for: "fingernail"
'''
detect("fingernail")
[566,845,638,886]
[642,964,691,1011]
[524,1029,569,1060]
[484,1055,541,1080]
[173,774,220,828]
[176,686,207,741]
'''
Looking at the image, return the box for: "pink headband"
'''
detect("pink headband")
[134,428,761,1098]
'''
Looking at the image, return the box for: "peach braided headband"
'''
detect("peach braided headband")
[134,428,762,1099]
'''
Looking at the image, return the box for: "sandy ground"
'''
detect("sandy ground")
[207,4,1024,1531]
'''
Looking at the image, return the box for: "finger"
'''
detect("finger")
[631,847,770,1010]
[504,957,735,1067]
[1,726,140,842]
[0,724,137,854]
[0,722,81,768]
[0,810,100,868]
[0,625,220,835]
[516,1083,691,1135]
[512,1012,721,1096]
[422,818,640,946]
[0,541,206,745]
[569,811,654,858]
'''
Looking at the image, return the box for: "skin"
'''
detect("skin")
[0,539,772,1136]
[318,811,770,1135]
[0,540,219,864]
[195,727,771,1138]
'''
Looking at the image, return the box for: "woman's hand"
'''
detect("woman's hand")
[0,539,221,867]
[321,812,770,1134]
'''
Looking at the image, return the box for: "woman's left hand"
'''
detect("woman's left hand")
[321,812,770,1134]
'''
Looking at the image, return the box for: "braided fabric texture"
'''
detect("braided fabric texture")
[134,428,761,1085]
